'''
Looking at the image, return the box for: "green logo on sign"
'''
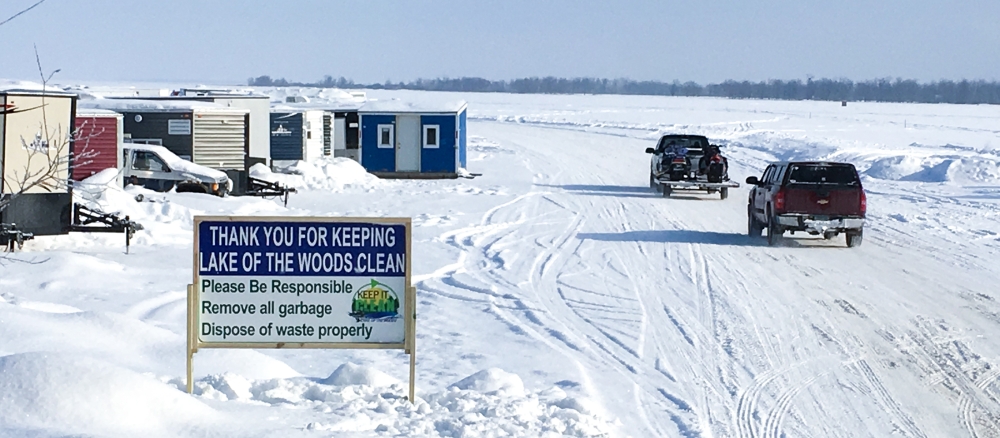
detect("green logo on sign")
[350,279,400,322]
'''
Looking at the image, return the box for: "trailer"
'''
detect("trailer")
[655,177,740,199]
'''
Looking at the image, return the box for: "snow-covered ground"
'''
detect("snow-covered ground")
[2,87,1000,437]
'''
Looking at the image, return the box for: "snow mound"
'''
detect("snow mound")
[449,367,526,397]
[72,169,195,243]
[0,352,214,437]
[250,157,379,191]
[189,367,615,436]
[322,362,400,387]
[866,155,1000,183]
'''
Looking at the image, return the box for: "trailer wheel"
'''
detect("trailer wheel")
[662,184,672,197]
[720,187,729,200]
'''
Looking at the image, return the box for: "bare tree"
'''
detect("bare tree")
[0,0,48,28]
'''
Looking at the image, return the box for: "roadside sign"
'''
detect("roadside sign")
[186,216,415,401]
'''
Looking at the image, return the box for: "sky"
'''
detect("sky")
[1,0,999,86]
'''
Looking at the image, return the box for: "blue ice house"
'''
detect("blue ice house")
[358,100,468,177]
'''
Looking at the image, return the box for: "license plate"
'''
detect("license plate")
[813,215,830,221]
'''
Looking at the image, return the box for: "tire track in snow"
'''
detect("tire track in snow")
[853,359,929,438]
[762,373,827,438]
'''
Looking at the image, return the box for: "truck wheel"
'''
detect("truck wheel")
[662,184,672,197]
[720,187,729,200]
[650,173,660,192]
[846,229,863,248]
[748,210,764,237]
[766,208,782,246]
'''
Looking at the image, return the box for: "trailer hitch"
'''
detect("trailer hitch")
[69,204,144,253]
[0,223,34,252]
[244,176,297,206]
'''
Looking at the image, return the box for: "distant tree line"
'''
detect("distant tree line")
[248,75,1000,105]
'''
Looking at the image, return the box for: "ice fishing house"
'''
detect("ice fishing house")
[269,109,328,167]
[73,108,123,182]
[139,90,272,169]
[1,89,77,236]
[274,100,363,163]
[358,100,467,177]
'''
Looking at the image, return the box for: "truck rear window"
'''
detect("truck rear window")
[787,164,859,185]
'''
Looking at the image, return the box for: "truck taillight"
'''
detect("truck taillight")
[774,189,786,213]
[860,191,867,215]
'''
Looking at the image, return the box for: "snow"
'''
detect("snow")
[250,157,380,191]
[79,98,246,112]
[3,86,1000,437]
[359,99,468,114]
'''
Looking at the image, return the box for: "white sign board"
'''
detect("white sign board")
[187,216,415,398]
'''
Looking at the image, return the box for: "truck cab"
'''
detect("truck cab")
[122,143,230,196]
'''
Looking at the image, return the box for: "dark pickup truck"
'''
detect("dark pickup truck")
[746,161,867,247]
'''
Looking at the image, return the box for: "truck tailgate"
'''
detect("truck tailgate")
[783,185,863,216]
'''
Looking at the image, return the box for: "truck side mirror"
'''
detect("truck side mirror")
[645,147,655,154]
[745,176,759,185]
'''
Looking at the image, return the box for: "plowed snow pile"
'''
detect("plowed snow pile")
[250,157,381,191]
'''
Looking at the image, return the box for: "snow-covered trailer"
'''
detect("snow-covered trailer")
[269,110,327,167]
[358,100,468,178]
[73,108,123,183]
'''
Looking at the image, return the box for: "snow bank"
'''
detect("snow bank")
[189,365,615,436]
[866,155,1000,183]
[0,352,214,437]
[250,157,379,191]
[323,362,400,386]
[72,168,196,244]
[449,367,526,396]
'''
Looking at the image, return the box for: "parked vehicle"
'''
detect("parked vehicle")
[123,143,230,196]
[746,161,867,247]
[646,134,738,199]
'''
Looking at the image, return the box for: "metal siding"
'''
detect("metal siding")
[323,113,332,156]
[122,111,194,159]
[420,115,456,173]
[73,114,121,180]
[459,109,467,168]
[270,113,304,160]
[304,110,325,161]
[360,114,396,172]
[192,112,247,170]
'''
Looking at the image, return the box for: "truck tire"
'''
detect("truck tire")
[846,229,863,248]
[650,173,660,192]
[748,209,764,237]
[720,187,729,200]
[766,207,782,246]
[662,184,672,197]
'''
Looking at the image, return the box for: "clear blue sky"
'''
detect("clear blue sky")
[2,0,998,85]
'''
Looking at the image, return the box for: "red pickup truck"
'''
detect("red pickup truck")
[746,162,867,247]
